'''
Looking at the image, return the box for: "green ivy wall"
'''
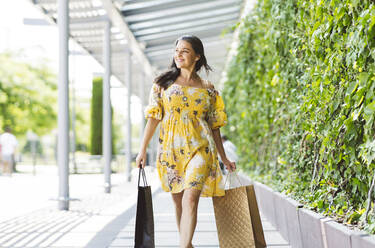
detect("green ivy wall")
[223,0,375,232]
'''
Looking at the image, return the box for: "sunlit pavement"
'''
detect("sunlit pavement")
[109,190,290,248]
[0,165,289,248]
[109,174,290,248]
[0,165,160,248]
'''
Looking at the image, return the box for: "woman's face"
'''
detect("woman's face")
[174,40,200,69]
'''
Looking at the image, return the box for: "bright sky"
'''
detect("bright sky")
[0,0,143,124]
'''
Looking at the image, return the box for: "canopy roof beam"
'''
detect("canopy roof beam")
[122,0,242,22]
[129,6,241,31]
[133,14,239,37]
[121,0,185,11]
[137,22,235,42]
[100,0,154,76]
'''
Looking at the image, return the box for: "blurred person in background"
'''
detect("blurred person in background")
[0,126,18,176]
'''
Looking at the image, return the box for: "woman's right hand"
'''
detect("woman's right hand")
[136,150,147,168]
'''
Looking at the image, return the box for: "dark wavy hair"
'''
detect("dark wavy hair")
[154,35,213,89]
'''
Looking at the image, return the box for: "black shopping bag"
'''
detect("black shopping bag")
[134,168,155,248]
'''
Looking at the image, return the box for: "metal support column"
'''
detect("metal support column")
[58,0,70,211]
[70,54,77,174]
[103,20,112,193]
[139,71,145,144]
[126,48,132,182]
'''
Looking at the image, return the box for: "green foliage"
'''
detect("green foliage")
[111,105,118,155]
[73,98,90,152]
[0,53,57,136]
[90,77,117,155]
[223,0,375,232]
[90,77,103,155]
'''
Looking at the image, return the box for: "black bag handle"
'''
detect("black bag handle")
[138,167,149,187]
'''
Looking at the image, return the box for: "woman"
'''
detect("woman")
[136,34,236,248]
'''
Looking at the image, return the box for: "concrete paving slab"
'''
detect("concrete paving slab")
[298,208,324,248]
[1,168,291,248]
[351,230,375,248]
[254,183,277,227]
[264,230,289,246]
[279,196,303,248]
[273,192,289,241]
[324,220,351,248]
[109,189,290,248]
[0,167,159,248]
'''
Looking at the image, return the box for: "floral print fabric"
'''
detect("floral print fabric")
[144,81,228,197]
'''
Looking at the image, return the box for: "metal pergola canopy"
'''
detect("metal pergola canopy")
[29,0,245,210]
[32,0,244,99]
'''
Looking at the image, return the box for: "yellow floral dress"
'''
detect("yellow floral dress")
[144,80,228,197]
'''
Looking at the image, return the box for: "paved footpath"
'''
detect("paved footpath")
[0,166,290,248]
[0,165,160,248]
[110,184,291,248]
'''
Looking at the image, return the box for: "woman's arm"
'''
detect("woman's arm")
[136,117,161,168]
[212,128,236,172]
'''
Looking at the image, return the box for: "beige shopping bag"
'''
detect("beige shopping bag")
[213,173,256,248]
[246,185,266,248]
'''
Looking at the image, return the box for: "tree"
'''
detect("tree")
[90,77,117,155]
[0,53,57,136]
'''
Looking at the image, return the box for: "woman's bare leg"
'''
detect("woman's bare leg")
[172,191,194,247]
[179,188,201,248]
[171,191,184,232]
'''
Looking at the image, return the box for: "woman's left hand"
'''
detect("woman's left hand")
[222,158,236,172]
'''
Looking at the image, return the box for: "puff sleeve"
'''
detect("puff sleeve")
[144,83,164,120]
[207,88,228,129]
